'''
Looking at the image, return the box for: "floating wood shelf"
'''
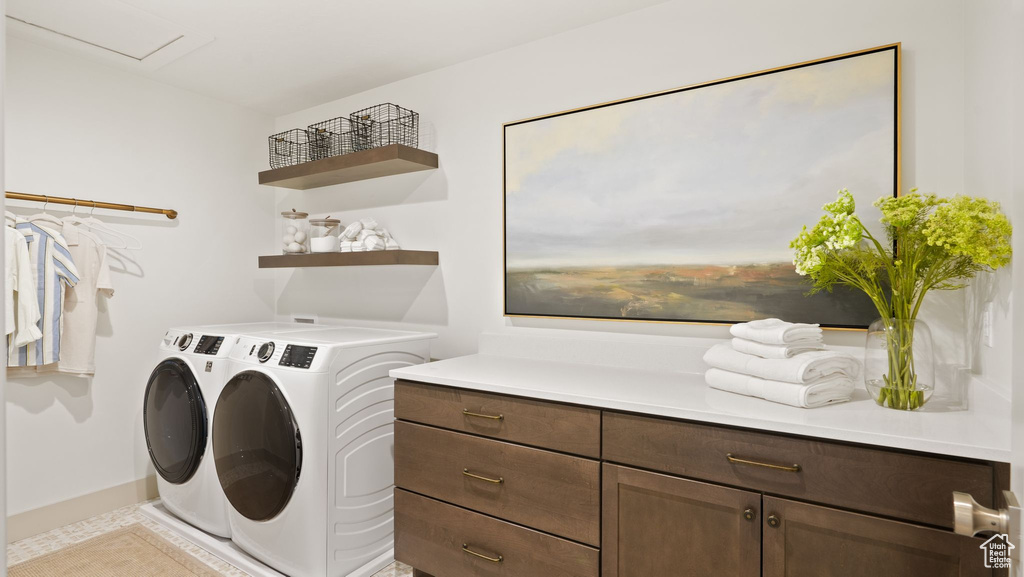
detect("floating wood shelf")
[258,144,439,190]
[258,250,439,268]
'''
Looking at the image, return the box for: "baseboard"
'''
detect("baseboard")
[6,475,158,543]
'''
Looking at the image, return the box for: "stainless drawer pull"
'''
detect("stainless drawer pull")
[463,468,504,484]
[463,409,503,420]
[726,453,801,473]
[463,543,503,563]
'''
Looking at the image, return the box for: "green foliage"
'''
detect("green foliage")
[790,188,1013,321]
[923,196,1013,269]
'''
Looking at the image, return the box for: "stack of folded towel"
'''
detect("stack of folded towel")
[703,318,860,409]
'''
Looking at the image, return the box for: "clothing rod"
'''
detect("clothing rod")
[5,191,178,219]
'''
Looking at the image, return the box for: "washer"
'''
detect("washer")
[144,322,316,537]
[213,327,434,577]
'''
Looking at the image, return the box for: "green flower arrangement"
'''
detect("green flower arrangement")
[791,189,1012,409]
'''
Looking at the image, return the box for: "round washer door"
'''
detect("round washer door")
[213,370,302,522]
[144,358,207,485]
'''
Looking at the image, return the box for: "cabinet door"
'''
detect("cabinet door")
[763,496,993,577]
[602,464,761,577]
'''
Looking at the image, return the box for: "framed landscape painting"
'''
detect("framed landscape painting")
[503,44,900,328]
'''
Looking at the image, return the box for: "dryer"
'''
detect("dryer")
[213,327,435,577]
[144,322,315,537]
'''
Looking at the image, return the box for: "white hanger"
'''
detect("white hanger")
[29,197,68,229]
[66,203,142,250]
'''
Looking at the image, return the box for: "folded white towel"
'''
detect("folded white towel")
[732,338,826,359]
[703,343,860,383]
[730,318,822,345]
[341,222,363,241]
[705,368,854,408]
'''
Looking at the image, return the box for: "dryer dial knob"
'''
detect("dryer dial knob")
[257,342,275,363]
[178,333,193,351]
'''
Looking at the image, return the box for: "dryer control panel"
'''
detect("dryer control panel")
[232,336,323,371]
[279,345,317,369]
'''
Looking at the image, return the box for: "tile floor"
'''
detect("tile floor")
[6,502,413,576]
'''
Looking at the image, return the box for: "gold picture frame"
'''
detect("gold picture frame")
[502,43,901,329]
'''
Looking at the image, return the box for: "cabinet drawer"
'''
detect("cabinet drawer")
[603,412,994,528]
[395,380,601,458]
[396,421,601,546]
[395,489,600,577]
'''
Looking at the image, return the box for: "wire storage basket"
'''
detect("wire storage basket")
[307,117,369,160]
[349,103,419,149]
[268,129,312,169]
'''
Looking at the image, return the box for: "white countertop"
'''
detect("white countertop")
[391,353,1011,462]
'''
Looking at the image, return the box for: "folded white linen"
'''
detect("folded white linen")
[730,318,822,345]
[703,343,860,383]
[705,368,854,408]
[363,235,385,250]
[341,222,363,241]
[731,337,825,359]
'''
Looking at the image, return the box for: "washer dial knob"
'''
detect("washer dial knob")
[257,342,275,363]
[178,333,193,351]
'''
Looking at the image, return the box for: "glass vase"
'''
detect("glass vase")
[864,318,935,411]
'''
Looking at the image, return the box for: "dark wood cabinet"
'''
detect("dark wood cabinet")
[602,464,761,577]
[395,381,1008,577]
[762,496,990,577]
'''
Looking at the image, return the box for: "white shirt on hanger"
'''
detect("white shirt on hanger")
[5,225,43,347]
[6,213,80,369]
[56,218,114,376]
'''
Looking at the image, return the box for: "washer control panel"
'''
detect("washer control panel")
[194,335,225,355]
[279,345,317,369]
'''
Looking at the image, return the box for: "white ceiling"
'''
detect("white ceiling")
[6,0,666,116]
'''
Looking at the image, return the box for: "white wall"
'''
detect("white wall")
[964,0,1016,395]
[995,0,1024,548]
[963,1,1021,547]
[272,0,993,393]
[1,0,8,561]
[4,37,276,515]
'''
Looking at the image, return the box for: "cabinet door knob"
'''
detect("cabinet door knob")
[767,514,781,528]
[953,490,1019,537]
[743,508,756,521]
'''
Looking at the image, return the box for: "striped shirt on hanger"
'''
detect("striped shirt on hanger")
[8,220,80,367]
